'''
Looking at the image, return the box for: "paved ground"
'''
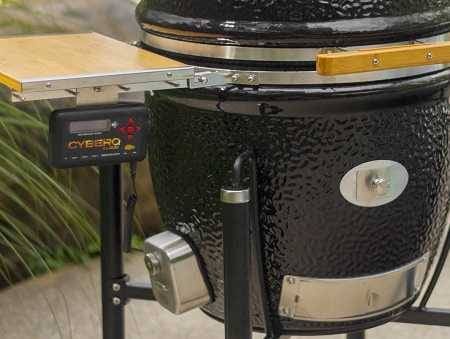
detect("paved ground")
[1,253,450,339]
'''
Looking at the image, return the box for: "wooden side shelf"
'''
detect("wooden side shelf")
[0,32,192,93]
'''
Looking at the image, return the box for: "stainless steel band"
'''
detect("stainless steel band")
[142,31,450,63]
[278,254,429,322]
[142,32,450,85]
[220,188,251,204]
[199,65,449,86]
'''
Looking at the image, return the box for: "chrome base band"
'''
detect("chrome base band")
[220,189,250,204]
[278,254,429,322]
[142,31,449,63]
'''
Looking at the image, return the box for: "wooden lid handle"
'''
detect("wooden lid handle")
[316,41,450,76]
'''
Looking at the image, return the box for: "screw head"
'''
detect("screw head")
[372,57,380,66]
[166,72,173,78]
[426,51,433,60]
[45,82,52,89]
[231,73,240,82]
[112,283,121,292]
[112,297,121,306]
[247,74,257,83]
[197,76,208,84]
[369,176,390,196]
[145,252,161,276]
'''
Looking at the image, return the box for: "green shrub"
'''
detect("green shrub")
[0,99,99,286]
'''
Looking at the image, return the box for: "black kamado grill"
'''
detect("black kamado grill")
[1,1,450,339]
[137,0,450,337]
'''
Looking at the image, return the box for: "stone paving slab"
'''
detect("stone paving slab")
[1,253,450,339]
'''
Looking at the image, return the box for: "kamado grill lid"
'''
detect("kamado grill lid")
[136,0,450,48]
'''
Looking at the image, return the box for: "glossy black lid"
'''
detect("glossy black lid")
[136,0,450,47]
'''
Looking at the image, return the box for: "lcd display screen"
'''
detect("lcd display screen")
[70,119,111,134]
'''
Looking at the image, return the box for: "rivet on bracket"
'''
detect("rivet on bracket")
[197,76,208,84]
[247,74,257,83]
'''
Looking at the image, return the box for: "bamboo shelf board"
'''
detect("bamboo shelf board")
[0,32,190,92]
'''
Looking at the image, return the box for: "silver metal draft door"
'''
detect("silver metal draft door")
[278,254,429,322]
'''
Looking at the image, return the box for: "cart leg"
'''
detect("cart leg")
[100,165,125,339]
[347,331,366,339]
[222,188,252,339]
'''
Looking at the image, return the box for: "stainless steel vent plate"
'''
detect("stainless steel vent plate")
[278,254,429,322]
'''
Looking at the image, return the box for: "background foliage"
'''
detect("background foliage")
[0,99,99,285]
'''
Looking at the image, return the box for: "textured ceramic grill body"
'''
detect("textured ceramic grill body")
[146,72,450,334]
[136,0,450,46]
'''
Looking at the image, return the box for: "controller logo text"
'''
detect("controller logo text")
[67,138,121,151]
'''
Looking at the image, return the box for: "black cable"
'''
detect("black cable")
[216,85,239,114]
[232,150,252,188]
[232,150,280,339]
[129,161,138,193]
[123,161,138,253]
[249,155,280,339]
